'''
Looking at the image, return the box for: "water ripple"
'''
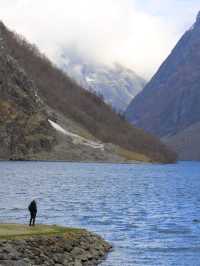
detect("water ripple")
[0,161,200,266]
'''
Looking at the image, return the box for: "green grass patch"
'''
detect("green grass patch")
[117,147,152,162]
[0,224,83,240]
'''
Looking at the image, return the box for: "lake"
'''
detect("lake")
[0,161,200,265]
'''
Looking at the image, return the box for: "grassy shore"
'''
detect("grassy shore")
[0,223,82,240]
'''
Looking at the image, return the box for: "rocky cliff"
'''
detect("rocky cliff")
[125,11,200,160]
[0,33,56,160]
[126,11,200,137]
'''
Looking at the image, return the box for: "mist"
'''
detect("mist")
[0,0,199,79]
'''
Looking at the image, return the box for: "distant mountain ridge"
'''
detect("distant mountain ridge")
[60,52,145,112]
[125,11,200,160]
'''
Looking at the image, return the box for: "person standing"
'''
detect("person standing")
[28,200,37,226]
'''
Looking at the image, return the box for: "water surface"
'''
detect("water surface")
[0,161,200,266]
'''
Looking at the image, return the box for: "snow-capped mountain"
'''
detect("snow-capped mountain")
[60,52,146,112]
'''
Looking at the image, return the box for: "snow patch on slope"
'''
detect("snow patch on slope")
[48,119,104,150]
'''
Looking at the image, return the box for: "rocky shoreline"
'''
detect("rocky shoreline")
[0,229,112,266]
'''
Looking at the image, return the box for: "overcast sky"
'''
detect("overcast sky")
[0,0,199,79]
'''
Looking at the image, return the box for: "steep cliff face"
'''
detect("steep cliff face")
[125,12,200,138]
[0,41,56,160]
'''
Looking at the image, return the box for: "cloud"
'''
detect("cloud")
[0,0,199,79]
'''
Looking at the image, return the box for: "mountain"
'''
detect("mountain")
[0,33,56,160]
[162,121,200,160]
[0,21,176,163]
[60,52,145,112]
[125,11,200,160]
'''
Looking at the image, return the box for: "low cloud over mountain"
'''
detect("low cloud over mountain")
[0,0,198,79]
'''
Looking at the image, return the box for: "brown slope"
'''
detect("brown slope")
[0,21,176,163]
[0,38,56,160]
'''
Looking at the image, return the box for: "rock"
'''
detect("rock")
[31,247,41,256]
[71,247,85,258]
[12,259,30,266]
[74,259,82,266]
[0,229,111,266]
[80,241,90,251]
[53,254,64,264]
[63,241,74,252]
[79,251,93,262]
[0,261,15,266]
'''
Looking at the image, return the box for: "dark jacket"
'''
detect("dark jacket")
[28,200,37,216]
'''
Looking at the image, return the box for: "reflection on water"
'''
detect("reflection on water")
[0,161,200,265]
